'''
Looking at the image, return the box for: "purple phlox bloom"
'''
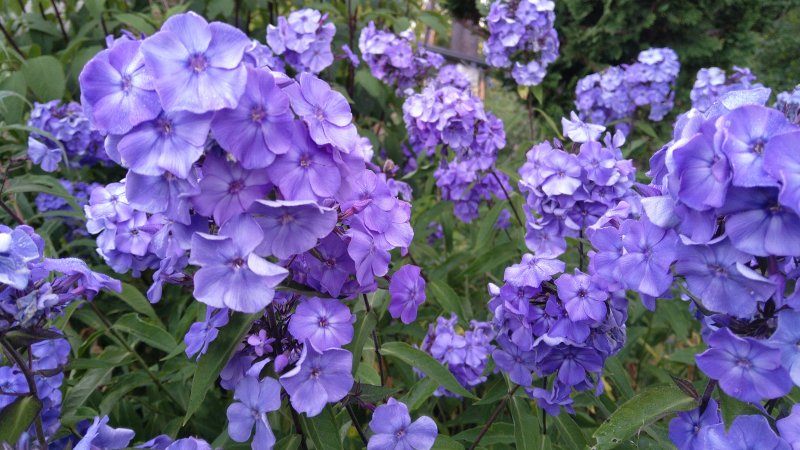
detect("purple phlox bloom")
[555,270,608,323]
[164,438,212,450]
[28,137,62,172]
[674,239,775,318]
[0,227,43,289]
[367,398,437,450]
[279,345,354,417]
[88,181,132,221]
[288,297,354,351]
[388,265,426,324]
[504,253,565,288]
[578,141,619,186]
[668,399,721,450]
[777,404,800,449]
[247,329,274,357]
[562,111,605,143]
[617,218,677,297]
[768,310,800,387]
[305,233,356,298]
[185,307,230,360]
[719,104,793,187]
[117,110,212,179]
[342,44,360,67]
[285,73,358,152]
[113,212,152,256]
[140,12,250,113]
[699,414,790,450]
[211,67,294,169]
[540,151,582,196]
[527,382,575,416]
[430,331,466,366]
[193,152,271,225]
[41,257,122,298]
[189,214,288,312]
[671,129,731,211]
[696,327,792,403]
[346,221,391,286]
[718,186,800,256]
[764,129,800,213]
[74,416,135,450]
[78,39,161,134]
[492,336,536,386]
[266,122,341,200]
[135,434,173,449]
[31,337,70,371]
[0,367,27,409]
[340,170,396,233]
[126,170,200,225]
[538,344,603,387]
[226,376,282,450]
[248,199,337,259]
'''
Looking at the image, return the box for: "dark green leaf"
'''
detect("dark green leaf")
[274,434,302,450]
[22,56,65,101]
[107,282,160,323]
[183,312,260,425]
[592,384,696,450]
[509,396,541,450]
[552,414,588,449]
[720,394,762,429]
[347,311,376,374]
[355,383,401,404]
[303,406,343,450]
[428,280,469,322]
[432,434,465,450]
[453,423,515,445]
[4,327,64,347]
[402,377,438,412]
[0,396,42,443]
[113,313,177,353]
[381,342,476,399]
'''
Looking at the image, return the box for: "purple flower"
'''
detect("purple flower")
[126,171,200,225]
[164,438,212,450]
[140,12,250,113]
[616,218,677,297]
[696,327,792,402]
[288,297,354,351]
[718,187,800,256]
[367,398,437,450]
[539,151,582,196]
[342,44,359,67]
[492,336,536,386]
[562,111,605,143]
[0,226,42,289]
[285,73,358,152]
[503,253,565,288]
[266,122,341,200]
[719,104,792,187]
[226,376,281,450]
[777,404,800,449]
[555,270,608,323]
[279,345,354,417]
[538,345,603,386]
[117,110,212,179]
[672,130,731,211]
[192,152,271,225]
[248,199,337,259]
[189,214,288,312]
[768,310,800,386]
[28,137,62,172]
[346,224,391,286]
[75,416,135,450]
[78,39,161,135]
[247,329,275,357]
[699,415,790,450]
[764,130,800,213]
[388,265,426,324]
[184,307,229,360]
[211,67,294,169]
[305,233,356,298]
[668,400,721,450]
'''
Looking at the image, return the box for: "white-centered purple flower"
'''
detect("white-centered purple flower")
[367,398,438,450]
[279,345,353,417]
[189,214,288,312]
[288,297,354,351]
[504,253,565,288]
[226,376,281,450]
[388,265,426,324]
[248,199,337,259]
[561,111,605,143]
[140,12,250,113]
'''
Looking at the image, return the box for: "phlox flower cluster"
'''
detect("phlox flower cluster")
[689,66,760,113]
[65,414,214,449]
[27,100,108,172]
[0,225,121,446]
[358,21,444,94]
[575,48,680,130]
[266,8,335,74]
[34,179,98,237]
[586,87,800,427]
[775,84,800,123]
[419,314,494,396]
[78,12,416,445]
[484,0,559,86]
[403,67,511,223]
[517,113,637,257]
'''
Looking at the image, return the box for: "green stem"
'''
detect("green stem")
[468,385,520,450]
[0,337,47,448]
[488,169,524,228]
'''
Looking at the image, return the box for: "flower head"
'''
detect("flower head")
[367,398,437,450]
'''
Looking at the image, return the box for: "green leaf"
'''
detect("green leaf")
[418,11,448,37]
[62,366,114,415]
[347,311,376,374]
[303,406,343,450]
[402,377,438,412]
[380,342,477,399]
[720,393,763,429]
[428,280,469,322]
[0,396,42,443]
[0,72,28,124]
[432,434,465,450]
[6,174,79,213]
[453,423,515,446]
[115,13,156,34]
[183,312,260,425]
[4,327,64,347]
[552,414,588,449]
[107,282,160,323]
[355,383,401,404]
[592,384,696,450]
[113,313,177,353]
[509,396,541,450]
[355,69,385,102]
[22,56,65,101]
[274,434,302,450]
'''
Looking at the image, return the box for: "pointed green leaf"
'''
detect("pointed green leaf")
[381,342,477,399]
[303,406,343,450]
[113,313,176,353]
[509,396,541,450]
[0,396,42,443]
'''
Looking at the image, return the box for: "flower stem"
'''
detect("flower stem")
[362,294,385,387]
[468,384,520,450]
[345,403,369,445]
[488,169,524,228]
[49,0,69,43]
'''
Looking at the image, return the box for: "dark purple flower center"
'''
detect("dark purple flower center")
[310,367,321,379]
[121,75,133,93]
[228,180,245,194]
[318,316,329,328]
[250,107,265,123]
[281,213,295,225]
[158,118,174,135]
[231,257,246,268]
[395,428,406,439]
[710,264,727,276]
[325,258,336,268]
[313,106,325,121]
[735,357,752,369]
[189,53,208,73]
[299,155,312,168]
[751,138,766,154]
[577,289,588,299]
[770,203,782,214]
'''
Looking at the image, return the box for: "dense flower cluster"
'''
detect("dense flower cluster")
[27,100,108,172]
[358,21,444,94]
[34,179,98,238]
[403,66,510,222]
[419,314,494,396]
[78,12,416,447]
[266,8,335,74]
[518,114,636,257]
[484,0,559,86]
[689,66,760,112]
[776,84,800,123]
[0,225,120,446]
[575,48,680,130]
